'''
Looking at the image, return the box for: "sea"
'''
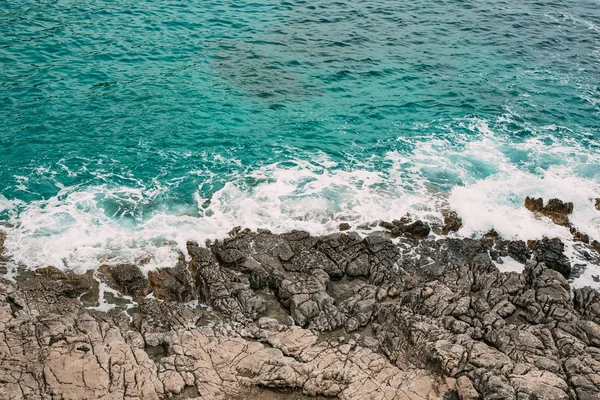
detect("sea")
[1,0,600,287]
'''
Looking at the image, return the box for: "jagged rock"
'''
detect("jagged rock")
[147,260,195,302]
[573,287,600,325]
[402,220,431,239]
[571,227,590,243]
[0,279,453,400]
[380,219,431,239]
[442,211,463,235]
[2,227,600,399]
[528,238,571,278]
[525,197,573,226]
[0,231,6,263]
[456,376,479,400]
[104,263,150,297]
[525,197,544,213]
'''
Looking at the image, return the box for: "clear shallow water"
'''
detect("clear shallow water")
[1,0,600,283]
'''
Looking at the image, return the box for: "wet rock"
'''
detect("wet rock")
[0,231,5,260]
[105,263,150,297]
[379,220,395,230]
[596,198,600,211]
[571,227,590,244]
[528,238,572,278]
[525,196,544,213]
[442,211,463,235]
[380,219,431,239]
[506,240,531,264]
[402,220,431,239]
[525,197,573,226]
[544,198,574,215]
[148,261,195,302]
[338,222,351,231]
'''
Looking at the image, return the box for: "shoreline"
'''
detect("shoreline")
[2,202,600,399]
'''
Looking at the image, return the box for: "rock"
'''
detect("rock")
[596,198,600,211]
[346,253,370,277]
[379,219,430,239]
[456,376,479,400]
[528,238,571,278]
[571,227,590,244]
[402,220,431,239]
[148,261,195,302]
[442,211,463,235]
[525,196,544,212]
[3,226,600,399]
[0,231,5,260]
[379,220,395,230]
[525,197,573,226]
[338,222,351,231]
[105,263,150,297]
[544,198,574,215]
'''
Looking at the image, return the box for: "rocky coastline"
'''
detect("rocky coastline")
[1,198,600,399]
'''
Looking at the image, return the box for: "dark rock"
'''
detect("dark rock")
[0,231,5,259]
[216,248,246,265]
[481,229,500,247]
[148,261,195,303]
[506,240,531,264]
[379,220,395,230]
[442,211,463,235]
[528,238,572,278]
[35,266,67,280]
[525,196,544,212]
[596,198,600,211]
[381,219,430,239]
[338,223,351,231]
[573,287,600,325]
[401,220,431,239]
[106,264,150,297]
[525,197,573,226]
[544,198,574,215]
[33,267,97,300]
[570,227,590,244]
[346,254,370,277]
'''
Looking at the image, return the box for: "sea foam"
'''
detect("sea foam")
[1,118,599,288]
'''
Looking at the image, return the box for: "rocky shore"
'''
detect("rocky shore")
[2,199,600,399]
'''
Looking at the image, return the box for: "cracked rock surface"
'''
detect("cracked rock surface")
[2,226,600,399]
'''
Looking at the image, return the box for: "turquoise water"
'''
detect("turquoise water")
[1,0,600,276]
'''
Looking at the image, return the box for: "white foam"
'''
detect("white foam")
[494,257,526,274]
[1,117,599,290]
